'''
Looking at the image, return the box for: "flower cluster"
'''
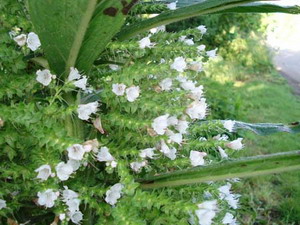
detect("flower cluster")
[13,32,41,51]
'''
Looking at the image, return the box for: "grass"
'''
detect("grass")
[205,52,300,224]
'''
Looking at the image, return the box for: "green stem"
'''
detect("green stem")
[64,92,85,139]
[139,150,300,189]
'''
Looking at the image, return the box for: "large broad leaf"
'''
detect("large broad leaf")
[117,0,300,40]
[139,150,300,189]
[28,0,134,76]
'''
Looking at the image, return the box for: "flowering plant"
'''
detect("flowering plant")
[0,0,300,224]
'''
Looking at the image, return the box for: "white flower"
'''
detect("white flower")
[180,79,196,91]
[222,213,237,225]
[36,69,54,86]
[167,116,178,126]
[184,38,194,46]
[13,34,27,46]
[37,189,59,208]
[66,198,80,213]
[67,144,86,161]
[190,86,204,100]
[139,148,156,159]
[138,36,152,49]
[126,86,140,102]
[226,138,243,150]
[189,61,203,72]
[197,45,206,52]
[223,120,235,132]
[166,147,177,160]
[196,200,218,225]
[112,83,126,96]
[97,147,115,162]
[68,67,81,81]
[190,151,207,166]
[109,64,120,71]
[198,200,218,211]
[150,25,166,34]
[218,146,228,159]
[56,162,73,181]
[199,137,207,141]
[225,194,239,209]
[159,78,173,91]
[0,199,6,209]
[27,32,41,51]
[74,76,88,90]
[62,188,79,202]
[218,183,232,198]
[167,130,183,144]
[186,99,207,120]
[197,25,207,34]
[175,120,189,134]
[167,1,177,10]
[106,160,118,168]
[69,211,83,224]
[171,57,187,72]
[218,183,239,209]
[152,114,169,135]
[213,134,229,141]
[35,164,52,181]
[130,161,147,172]
[59,213,66,220]
[77,102,98,120]
[206,48,218,58]
[160,140,176,160]
[105,183,124,205]
[179,36,194,45]
[67,159,81,172]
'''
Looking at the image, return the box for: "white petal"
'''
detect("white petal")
[13,34,27,46]
[112,83,126,96]
[36,69,54,86]
[67,144,86,161]
[74,76,88,90]
[0,199,6,209]
[35,164,52,181]
[68,67,81,81]
[126,86,140,102]
[77,102,98,120]
[190,151,207,166]
[97,147,115,162]
[152,114,169,135]
[56,162,73,181]
[27,32,41,51]
[171,57,187,72]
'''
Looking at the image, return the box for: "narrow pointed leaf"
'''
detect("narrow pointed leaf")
[164,0,300,14]
[197,120,300,135]
[233,121,300,135]
[28,0,133,75]
[139,150,300,189]
[117,0,269,40]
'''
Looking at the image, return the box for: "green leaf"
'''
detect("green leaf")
[170,0,300,14]
[196,120,300,135]
[233,121,300,135]
[139,150,300,189]
[214,2,300,14]
[117,0,300,40]
[28,0,132,75]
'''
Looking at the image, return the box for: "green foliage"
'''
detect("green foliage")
[1,0,300,224]
[0,0,32,74]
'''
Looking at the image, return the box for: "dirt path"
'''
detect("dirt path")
[266,14,300,95]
